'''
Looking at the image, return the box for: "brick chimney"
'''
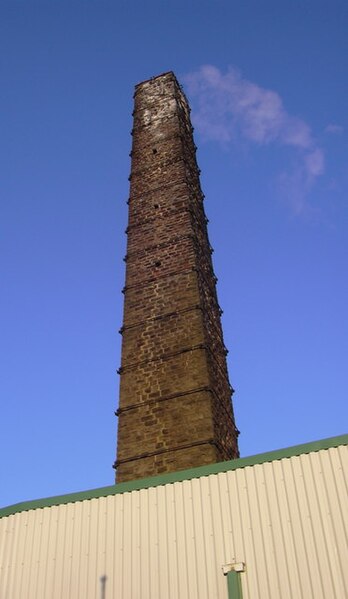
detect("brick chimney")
[114,72,239,482]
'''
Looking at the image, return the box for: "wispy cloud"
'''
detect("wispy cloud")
[325,123,343,135]
[183,65,324,213]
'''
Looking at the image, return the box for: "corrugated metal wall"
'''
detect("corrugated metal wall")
[1,445,347,598]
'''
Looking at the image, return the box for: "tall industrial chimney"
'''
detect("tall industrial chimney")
[114,72,239,482]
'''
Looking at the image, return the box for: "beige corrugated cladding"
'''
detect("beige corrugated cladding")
[0,436,347,599]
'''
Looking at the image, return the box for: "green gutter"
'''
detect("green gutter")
[1,433,346,519]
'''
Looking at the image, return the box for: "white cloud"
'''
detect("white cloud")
[325,124,343,135]
[305,148,325,178]
[183,65,325,212]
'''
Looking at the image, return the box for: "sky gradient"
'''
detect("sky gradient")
[1,1,347,508]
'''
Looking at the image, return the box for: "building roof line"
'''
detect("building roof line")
[1,433,347,519]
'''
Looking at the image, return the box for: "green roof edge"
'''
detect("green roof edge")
[1,433,347,519]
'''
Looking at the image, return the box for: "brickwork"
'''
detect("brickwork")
[115,72,239,482]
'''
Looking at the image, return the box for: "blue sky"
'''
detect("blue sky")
[1,1,347,508]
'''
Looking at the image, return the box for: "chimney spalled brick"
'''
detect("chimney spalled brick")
[114,72,239,482]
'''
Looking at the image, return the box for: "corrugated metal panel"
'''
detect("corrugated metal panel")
[0,445,347,598]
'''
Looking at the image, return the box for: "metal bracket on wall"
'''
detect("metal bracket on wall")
[222,563,245,599]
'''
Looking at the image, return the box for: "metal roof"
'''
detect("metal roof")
[0,434,347,598]
[1,433,347,517]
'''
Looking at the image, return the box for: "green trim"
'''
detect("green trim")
[1,433,346,519]
[227,571,243,599]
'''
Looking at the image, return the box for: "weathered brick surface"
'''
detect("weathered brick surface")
[117,391,214,461]
[126,208,191,251]
[123,270,199,327]
[125,235,196,287]
[115,72,239,482]
[121,309,204,365]
[117,443,217,481]
[119,348,210,408]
